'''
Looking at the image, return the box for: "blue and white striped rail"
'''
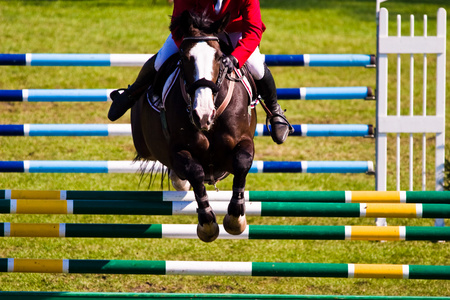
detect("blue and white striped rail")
[0,89,114,102]
[0,53,376,67]
[256,124,374,137]
[277,87,374,100]
[0,124,374,138]
[0,87,374,102]
[0,124,131,136]
[0,160,374,174]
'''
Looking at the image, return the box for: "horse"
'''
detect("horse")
[130,10,257,242]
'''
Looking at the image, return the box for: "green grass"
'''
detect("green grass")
[0,0,449,297]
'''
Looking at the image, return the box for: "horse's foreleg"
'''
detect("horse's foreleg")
[172,150,219,242]
[223,140,254,235]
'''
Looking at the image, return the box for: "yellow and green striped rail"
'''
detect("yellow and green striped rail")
[1,223,449,241]
[0,200,449,218]
[0,258,449,279]
[1,189,449,203]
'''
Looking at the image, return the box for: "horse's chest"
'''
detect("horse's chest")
[175,130,233,159]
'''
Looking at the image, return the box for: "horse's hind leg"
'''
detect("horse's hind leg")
[168,169,191,191]
[223,140,254,235]
[172,150,219,242]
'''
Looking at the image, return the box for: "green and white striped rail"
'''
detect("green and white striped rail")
[1,189,450,204]
[1,258,449,279]
[0,200,449,218]
[0,292,447,300]
[1,223,449,241]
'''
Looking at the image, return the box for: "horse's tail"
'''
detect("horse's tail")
[134,155,171,190]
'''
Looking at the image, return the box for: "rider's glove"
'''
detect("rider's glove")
[222,55,238,73]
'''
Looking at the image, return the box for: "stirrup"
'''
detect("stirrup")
[265,110,294,136]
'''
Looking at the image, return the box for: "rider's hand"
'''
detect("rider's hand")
[222,55,238,73]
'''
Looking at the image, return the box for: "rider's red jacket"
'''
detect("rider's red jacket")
[172,0,266,68]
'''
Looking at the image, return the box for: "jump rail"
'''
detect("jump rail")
[0,53,377,67]
[0,160,375,174]
[0,124,375,138]
[0,292,447,300]
[0,258,449,279]
[2,189,449,204]
[0,87,375,102]
[0,200,448,218]
[1,223,449,241]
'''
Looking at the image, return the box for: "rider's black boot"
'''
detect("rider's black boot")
[108,55,157,121]
[255,64,290,144]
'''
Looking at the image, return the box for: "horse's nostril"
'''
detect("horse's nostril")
[192,112,200,124]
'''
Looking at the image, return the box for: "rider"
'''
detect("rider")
[108,0,290,144]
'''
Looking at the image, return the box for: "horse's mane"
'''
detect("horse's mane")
[170,10,229,41]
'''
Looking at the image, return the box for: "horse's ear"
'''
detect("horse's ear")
[181,10,194,29]
[171,10,194,41]
[212,12,230,34]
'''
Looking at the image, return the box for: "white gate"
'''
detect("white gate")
[375,7,447,226]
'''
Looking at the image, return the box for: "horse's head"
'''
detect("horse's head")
[171,10,230,131]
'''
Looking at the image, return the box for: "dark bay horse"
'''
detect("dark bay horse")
[131,11,257,242]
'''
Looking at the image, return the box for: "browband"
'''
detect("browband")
[182,36,219,42]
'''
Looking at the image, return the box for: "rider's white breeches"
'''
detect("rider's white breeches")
[155,33,266,80]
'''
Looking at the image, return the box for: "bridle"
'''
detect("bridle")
[179,36,222,96]
[179,35,233,127]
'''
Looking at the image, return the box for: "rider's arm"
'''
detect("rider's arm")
[230,0,265,68]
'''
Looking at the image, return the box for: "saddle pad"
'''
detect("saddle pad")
[234,68,253,100]
[147,66,255,113]
[147,66,181,113]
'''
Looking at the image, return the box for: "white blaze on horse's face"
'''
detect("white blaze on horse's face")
[189,41,217,131]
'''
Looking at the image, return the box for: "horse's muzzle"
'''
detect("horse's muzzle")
[188,79,218,132]
[193,106,216,131]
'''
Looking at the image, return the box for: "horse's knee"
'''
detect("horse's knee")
[173,153,205,186]
[232,150,253,174]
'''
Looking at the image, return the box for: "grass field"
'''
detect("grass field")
[0,0,449,297]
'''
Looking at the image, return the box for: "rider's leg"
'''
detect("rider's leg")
[247,48,290,144]
[108,55,156,121]
[217,32,290,144]
[108,34,178,121]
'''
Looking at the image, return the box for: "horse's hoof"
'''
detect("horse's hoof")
[197,222,219,242]
[223,214,247,235]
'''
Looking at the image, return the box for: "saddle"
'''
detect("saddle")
[147,55,257,114]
